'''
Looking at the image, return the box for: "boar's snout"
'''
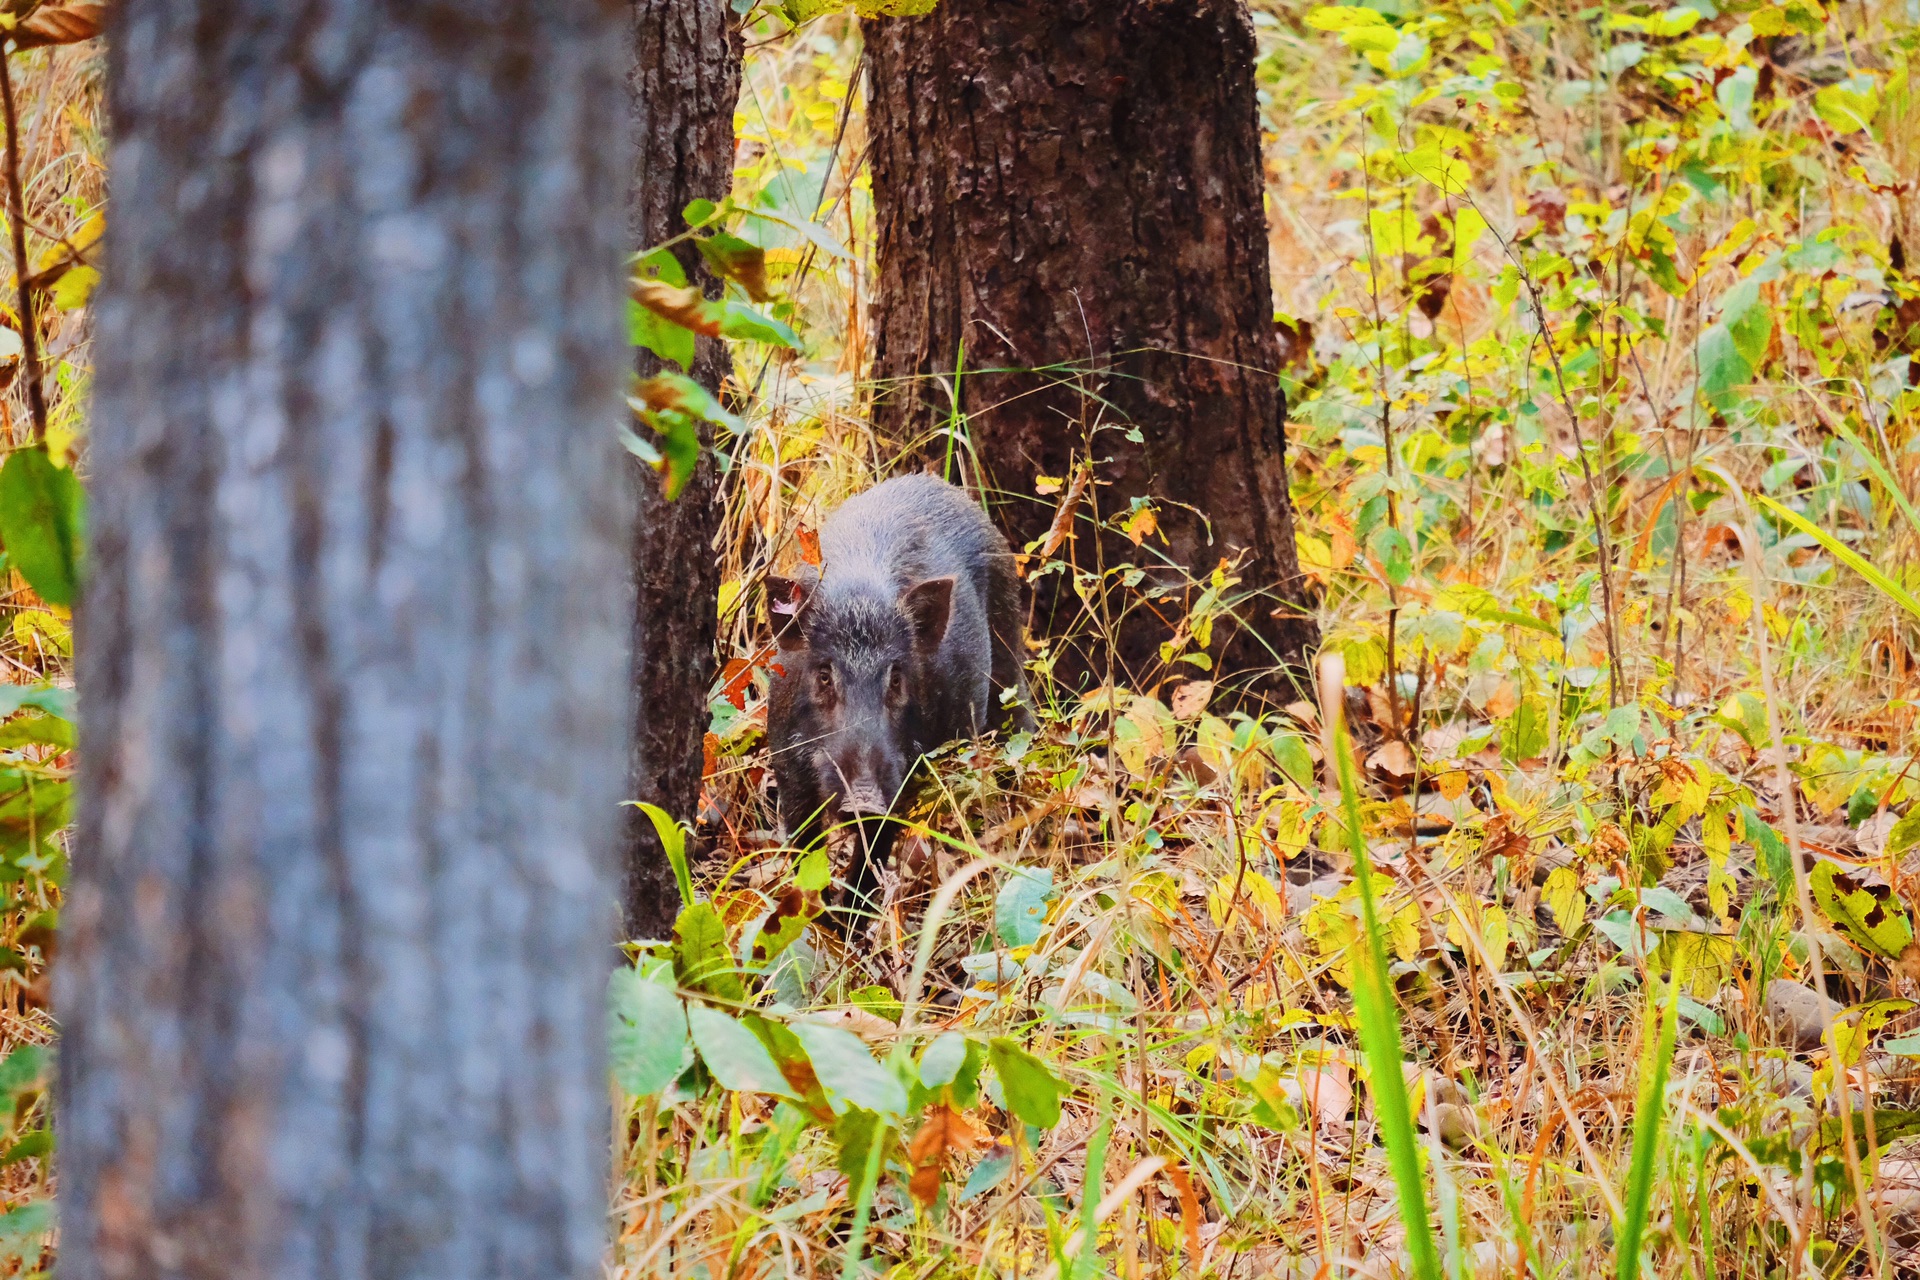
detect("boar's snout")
[826,739,902,818]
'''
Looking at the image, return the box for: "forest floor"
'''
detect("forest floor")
[611,3,1920,1278]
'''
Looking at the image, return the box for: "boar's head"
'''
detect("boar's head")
[766,572,954,819]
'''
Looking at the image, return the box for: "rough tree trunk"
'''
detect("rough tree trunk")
[621,0,742,940]
[865,0,1318,696]
[61,4,632,1278]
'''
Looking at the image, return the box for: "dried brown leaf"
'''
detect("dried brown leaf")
[11,2,107,49]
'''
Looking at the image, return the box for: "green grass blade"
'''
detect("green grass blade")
[1824,414,1920,541]
[1757,495,1920,620]
[630,801,696,909]
[1617,978,1680,1280]
[1332,711,1443,1280]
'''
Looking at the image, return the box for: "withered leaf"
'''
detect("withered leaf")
[11,3,107,49]
[907,1103,983,1209]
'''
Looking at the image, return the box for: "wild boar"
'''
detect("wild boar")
[765,474,1031,925]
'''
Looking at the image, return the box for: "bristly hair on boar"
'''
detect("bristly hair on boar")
[765,474,1032,931]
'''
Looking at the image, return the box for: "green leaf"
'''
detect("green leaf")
[681,198,720,228]
[608,968,692,1097]
[1810,861,1914,958]
[830,1104,891,1181]
[1369,526,1413,585]
[1741,807,1794,892]
[1269,729,1316,790]
[1722,282,1772,367]
[795,845,831,893]
[1694,322,1751,406]
[988,1037,1071,1129]
[0,685,72,721]
[0,1130,48,1167]
[631,801,695,910]
[1814,75,1880,135]
[687,1003,796,1098]
[995,866,1055,947]
[0,447,82,608]
[716,300,801,349]
[1399,140,1467,194]
[673,902,744,1004]
[1887,810,1920,859]
[919,1031,970,1087]
[792,1021,908,1116]
[629,297,695,371]
[0,1200,51,1251]
[0,712,72,752]
[0,1045,45,1097]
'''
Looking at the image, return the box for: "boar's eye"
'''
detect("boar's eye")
[887,666,907,701]
[814,666,835,698]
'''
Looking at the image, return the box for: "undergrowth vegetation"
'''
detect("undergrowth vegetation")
[615,0,1920,1277]
[1,0,1919,1273]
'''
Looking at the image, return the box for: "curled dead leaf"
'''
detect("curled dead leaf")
[1170,680,1214,720]
[11,2,107,49]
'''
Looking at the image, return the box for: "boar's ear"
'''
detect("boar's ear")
[901,577,955,654]
[767,575,814,649]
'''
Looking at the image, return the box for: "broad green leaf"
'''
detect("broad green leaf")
[673,902,744,1004]
[988,1037,1071,1129]
[919,1031,970,1087]
[716,301,801,349]
[607,968,691,1097]
[792,1021,908,1116]
[687,1003,796,1098]
[1269,730,1316,791]
[1809,861,1913,958]
[51,265,98,311]
[0,1200,51,1250]
[0,447,82,608]
[1887,810,1920,859]
[629,298,695,371]
[0,1044,45,1097]
[0,685,73,721]
[1741,807,1794,891]
[1399,141,1467,195]
[795,845,831,893]
[1694,322,1750,405]
[1814,75,1880,134]
[995,866,1055,947]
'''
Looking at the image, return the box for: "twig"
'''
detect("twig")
[0,45,46,441]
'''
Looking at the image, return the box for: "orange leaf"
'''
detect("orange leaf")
[795,525,822,566]
[907,1104,983,1209]
[1165,1162,1203,1275]
[12,3,107,49]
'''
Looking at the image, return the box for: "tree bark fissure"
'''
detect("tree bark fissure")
[621,0,742,940]
[64,5,633,1278]
[866,0,1317,695]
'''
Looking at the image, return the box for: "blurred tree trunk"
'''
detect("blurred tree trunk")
[62,4,632,1278]
[864,0,1318,696]
[621,0,742,940]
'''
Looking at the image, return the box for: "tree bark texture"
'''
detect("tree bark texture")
[621,0,741,940]
[63,5,633,1279]
[865,0,1318,696]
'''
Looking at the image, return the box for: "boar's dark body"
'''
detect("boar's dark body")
[767,474,1029,925]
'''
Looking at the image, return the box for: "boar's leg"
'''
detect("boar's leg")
[777,770,831,855]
